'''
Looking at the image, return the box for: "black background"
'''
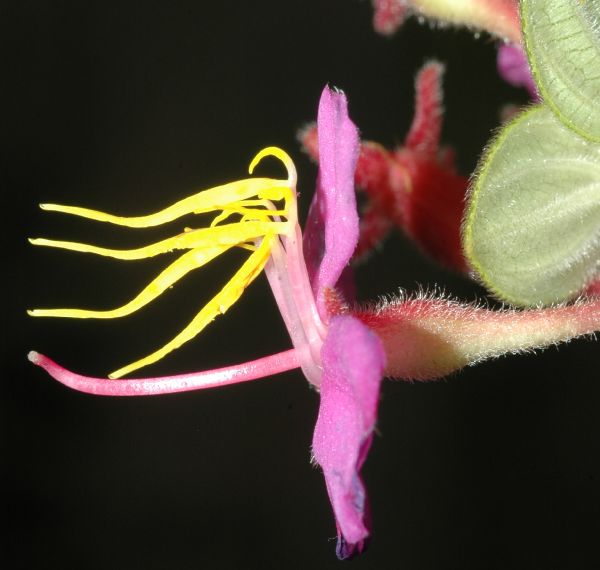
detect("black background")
[3,1,599,569]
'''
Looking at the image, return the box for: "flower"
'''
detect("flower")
[29,86,600,559]
[28,86,386,559]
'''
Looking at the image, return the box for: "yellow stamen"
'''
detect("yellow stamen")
[210,201,287,228]
[39,179,291,228]
[109,234,276,379]
[236,243,258,253]
[28,221,288,261]
[29,147,297,377]
[28,244,230,319]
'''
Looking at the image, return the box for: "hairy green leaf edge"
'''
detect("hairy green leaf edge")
[522,0,600,142]
[463,105,600,307]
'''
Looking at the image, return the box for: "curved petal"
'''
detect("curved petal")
[312,315,386,559]
[303,87,360,319]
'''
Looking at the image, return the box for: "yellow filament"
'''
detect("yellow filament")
[29,147,297,377]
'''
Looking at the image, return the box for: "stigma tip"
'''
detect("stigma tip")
[27,351,40,364]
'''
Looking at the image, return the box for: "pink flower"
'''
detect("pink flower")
[29,86,386,558]
[29,85,600,559]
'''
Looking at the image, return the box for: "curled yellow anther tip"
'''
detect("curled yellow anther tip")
[249,147,297,187]
[29,238,53,247]
[39,203,69,212]
[27,308,62,317]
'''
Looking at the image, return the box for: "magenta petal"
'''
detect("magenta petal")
[497,44,538,99]
[303,86,360,320]
[312,315,386,559]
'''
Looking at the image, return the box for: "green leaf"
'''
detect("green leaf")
[463,105,600,307]
[522,0,600,141]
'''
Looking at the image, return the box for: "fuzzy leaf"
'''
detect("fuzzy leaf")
[463,104,600,306]
[522,0,600,141]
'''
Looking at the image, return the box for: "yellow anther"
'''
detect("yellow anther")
[28,243,238,319]
[109,234,276,378]
[249,146,297,188]
[30,147,298,377]
[28,221,288,261]
[38,180,290,229]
